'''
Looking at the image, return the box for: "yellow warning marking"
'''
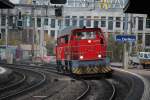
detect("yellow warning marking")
[105,67,109,72]
[103,68,107,73]
[72,66,112,74]
[101,67,104,73]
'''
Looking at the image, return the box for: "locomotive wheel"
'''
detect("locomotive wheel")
[68,61,72,74]
[56,65,60,72]
[61,65,66,73]
[56,61,61,72]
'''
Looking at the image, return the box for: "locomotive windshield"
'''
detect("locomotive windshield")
[76,32,96,40]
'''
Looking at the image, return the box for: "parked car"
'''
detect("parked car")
[129,52,150,68]
[129,54,140,65]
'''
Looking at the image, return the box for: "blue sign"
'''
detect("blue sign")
[115,35,136,42]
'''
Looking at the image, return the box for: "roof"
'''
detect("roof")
[124,0,150,14]
[58,27,103,37]
[0,0,15,9]
[58,26,80,37]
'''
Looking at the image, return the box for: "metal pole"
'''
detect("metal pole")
[40,6,44,58]
[129,14,133,54]
[123,13,128,69]
[32,0,36,59]
[6,9,9,47]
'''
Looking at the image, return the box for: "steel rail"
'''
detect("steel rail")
[107,80,116,100]
[74,80,90,100]
[0,71,26,92]
[0,66,46,100]
[8,64,91,100]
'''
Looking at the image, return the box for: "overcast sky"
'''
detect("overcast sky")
[10,0,19,3]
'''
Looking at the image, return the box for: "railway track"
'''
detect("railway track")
[0,71,26,92]
[0,65,46,100]
[3,63,145,100]
[17,64,116,100]
[74,80,90,100]
[112,68,145,100]
[75,79,115,100]
[3,64,115,100]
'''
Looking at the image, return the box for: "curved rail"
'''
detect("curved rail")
[0,66,46,100]
[107,80,116,100]
[74,80,90,100]
[0,71,26,92]
[112,68,144,100]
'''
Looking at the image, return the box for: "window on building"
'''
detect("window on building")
[8,16,13,26]
[123,17,128,30]
[94,21,99,28]
[23,16,27,27]
[58,19,62,27]
[137,33,143,44]
[138,17,143,31]
[51,19,55,28]
[94,16,99,28]
[51,30,55,37]
[108,17,113,30]
[79,16,84,28]
[146,18,150,28]
[65,16,70,27]
[1,15,6,26]
[1,29,5,34]
[31,18,35,27]
[132,17,136,28]
[145,33,150,46]
[37,18,41,27]
[44,30,48,41]
[1,29,6,39]
[101,16,106,27]
[116,17,121,28]
[72,16,77,26]
[86,16,91,27]
[44,18,48,26]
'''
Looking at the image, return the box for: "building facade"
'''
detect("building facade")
[0,0,150,50]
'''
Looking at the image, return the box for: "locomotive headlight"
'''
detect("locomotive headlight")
[80,56,84,59]
[88,40,91,43]
[98,54,102,58]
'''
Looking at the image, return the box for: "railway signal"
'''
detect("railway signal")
[18,11,22,19]
[55,7,62,17]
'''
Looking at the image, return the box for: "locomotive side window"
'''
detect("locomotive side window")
[57,35,69,45]
[60,38,65,44]
[57,38,61,45]
[64,35,68,43]
[100,38,104,44]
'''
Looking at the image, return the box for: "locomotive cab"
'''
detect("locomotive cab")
[70,29,107,61]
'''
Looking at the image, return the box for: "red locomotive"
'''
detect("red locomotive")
[55,27,112,75]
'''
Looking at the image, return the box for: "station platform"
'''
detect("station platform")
[111,62,122,68]
[0,66,13,84]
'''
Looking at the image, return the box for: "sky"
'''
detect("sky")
[10,0,19,4]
